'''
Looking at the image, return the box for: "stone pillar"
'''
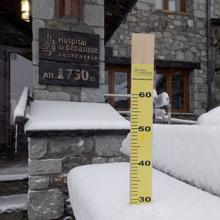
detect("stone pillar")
[27,132,129,220]
[32,0,105,103]
[28,1,118,219]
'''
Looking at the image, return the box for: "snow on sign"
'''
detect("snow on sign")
[39,28,99,87]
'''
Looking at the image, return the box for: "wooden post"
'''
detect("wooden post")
[130,34,155,205]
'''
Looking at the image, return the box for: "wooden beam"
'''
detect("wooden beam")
[132,33,155,64]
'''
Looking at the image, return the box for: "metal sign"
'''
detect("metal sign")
[39,29,100,87]
[39,61,99,87]
[39,29,99,65]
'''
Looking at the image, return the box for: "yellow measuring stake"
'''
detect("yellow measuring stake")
[130,34,155,205]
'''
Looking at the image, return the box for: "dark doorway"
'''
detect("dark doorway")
[0,50,11,152]
[0,47,31,159]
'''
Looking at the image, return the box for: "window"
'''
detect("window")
[156,69,189,112]
[155,0,186,13]
[21,0,30,22]
[56,0,84,20]
[105,66,131,111]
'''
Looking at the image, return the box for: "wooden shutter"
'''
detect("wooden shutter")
[180,0,186,12]
[163,0,169,10]
[56,0,84,20]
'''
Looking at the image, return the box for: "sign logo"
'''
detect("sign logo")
[40,33,56,56]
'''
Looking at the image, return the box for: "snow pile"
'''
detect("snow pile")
[13,87,29,122]
[120,124,220,196]
[25,101,130,132]
[68,163,220,220]
[197,106,220,125]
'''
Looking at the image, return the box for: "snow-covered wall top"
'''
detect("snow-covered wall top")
[197,106,220,125]
[121,124,220,197]
[25,101,130,132]
[13,87,29,122]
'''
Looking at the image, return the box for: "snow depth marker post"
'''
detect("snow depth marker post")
[130,33,155,205]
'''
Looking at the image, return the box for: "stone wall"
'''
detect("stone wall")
[211,24,220,106]
[107,0,208,115]
[28,133,128,220]
[32,0,105,103]
[211,0,220,18]
[211,0,220,107]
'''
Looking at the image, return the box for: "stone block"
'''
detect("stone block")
[194,9,206,18]
[85,0,104,5]
[32,41,39,65]
[47,20,70,30]
[29,159,62,175]
[62,87,81,102]
[84,4,104,27]
[62,155,89,171]
[99,62,105,84]
[94,135,125,157]
[81,87,105,102]
[29,176,50,190]
[99,39,105,62]
[33,65,46,90]
[28,189,64,220]
[108,156,129,163]
[70,23,93,34]
[92,157,108,164]
[33,90,71,101]
[94,27,104,39]
[47,137,94,157]
[28,138,47,159]
[32,19,46,40]
[32,0,55,20]
[50,174,67,191]
[136,2,149,11]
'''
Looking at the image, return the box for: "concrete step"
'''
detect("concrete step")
[0,180,28,196]
[0,160,28,196]
[0,194,27,215]
[0,163,28,181]
[0,194,27,220]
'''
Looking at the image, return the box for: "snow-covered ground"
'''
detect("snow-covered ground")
[68,163,220,220]
[25,101,130,132]
[197,106,220,125]
[120,124,220,196]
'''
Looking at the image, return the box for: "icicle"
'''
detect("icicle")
[15,124,18,154]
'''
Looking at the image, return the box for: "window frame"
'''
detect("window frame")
[56,0,84,20]
[157,0,186,13]
[156,68,189,112]
[106,65,131,111]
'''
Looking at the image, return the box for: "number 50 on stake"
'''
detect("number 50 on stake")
[130,34,155,205]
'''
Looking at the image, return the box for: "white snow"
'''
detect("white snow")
[25,101,130,131]
[156,117,196,124]
[197,106,220,125]
[0,194,27,214]
[13,87,29,122]
[0,162,28,181]
[120,124,220,196]
[154,92,170,108]
[67,163,220,220]
[0,173,28,182]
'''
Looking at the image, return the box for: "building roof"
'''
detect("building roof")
[105,0,138,43]
[0,0,32,47]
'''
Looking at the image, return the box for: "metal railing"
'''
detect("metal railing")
[104,93,196,125]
